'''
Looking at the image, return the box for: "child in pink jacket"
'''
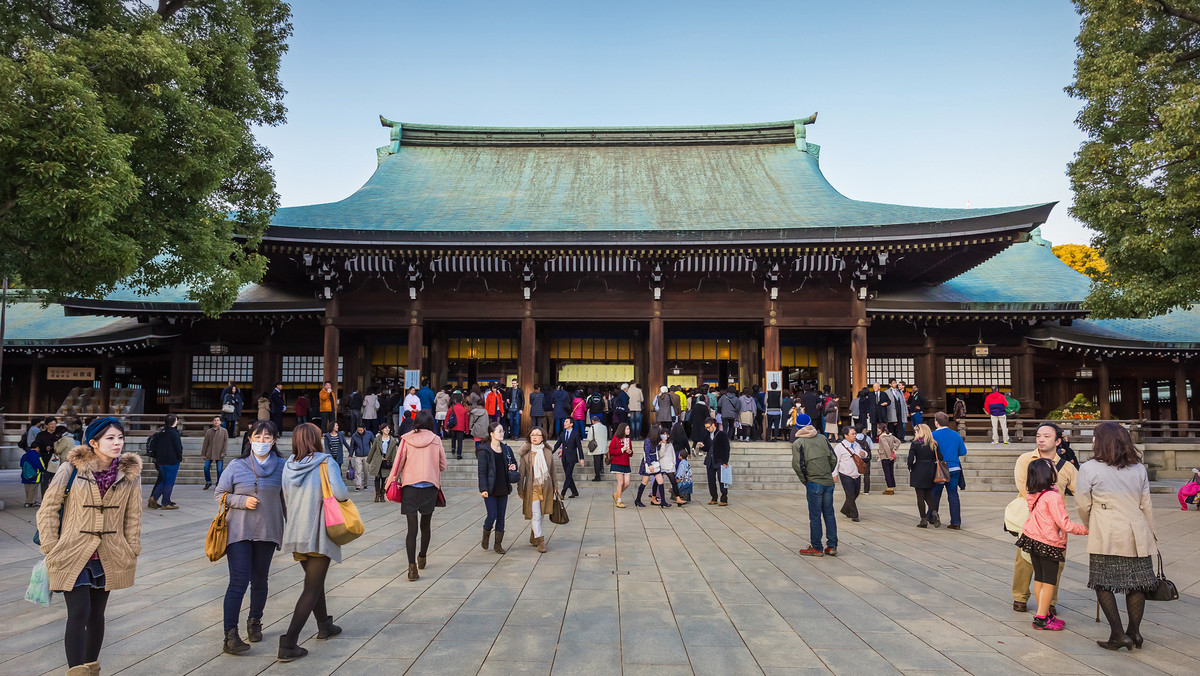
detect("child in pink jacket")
[1016,459,1088,631]
[1179,468,1200,510]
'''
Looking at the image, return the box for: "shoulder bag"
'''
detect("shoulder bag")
[33,466,78,546]
[320,461,364,545]
[504,445,520,483]
[205,492,230,562]
[933,445,950,484]
[549,490,569,524]
[385,441,405,502]
[845,442,868,475]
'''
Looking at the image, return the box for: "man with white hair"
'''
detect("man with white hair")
[654,385,676,426]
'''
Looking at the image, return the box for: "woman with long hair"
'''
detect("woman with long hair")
[215,420,285,654]
[518,426,559,553]
[636,424,671,508]
[37,417,142,676]
[831,425,867,522]
[322,420,348,467]
[906,423,939,528]
[608,422,633,507]
[278,422,349,662]
[387,410,447,581]
[366,421,399,502]
[478,421,517,554]
[1078,422,1159,651]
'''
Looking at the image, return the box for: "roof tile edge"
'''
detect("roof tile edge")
[377,118,807,147]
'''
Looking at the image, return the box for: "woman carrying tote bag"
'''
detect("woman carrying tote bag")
[386,410,447,581]
[278,422,349,662]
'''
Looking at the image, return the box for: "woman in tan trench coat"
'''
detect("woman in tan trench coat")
[518,427,559,553]
[37,416,143,675]
[1076,422,1158,652]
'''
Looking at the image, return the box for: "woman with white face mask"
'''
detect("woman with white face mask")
[214,420,286,655]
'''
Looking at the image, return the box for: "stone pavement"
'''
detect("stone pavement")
[0,471,1197,676]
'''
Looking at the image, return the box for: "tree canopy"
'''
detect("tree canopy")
[1052,243,1108,278]
[0,0,292,315]
[1067,0,1200,318]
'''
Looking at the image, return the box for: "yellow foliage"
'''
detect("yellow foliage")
[1053,244,1107,278]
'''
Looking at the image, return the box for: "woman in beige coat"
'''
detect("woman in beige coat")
[37,416,143,676]
[518,427,559,553]
[1076,422,1157,652]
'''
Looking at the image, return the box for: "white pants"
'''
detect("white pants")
[991,415,1009,443]
[531,500,543,538]
[350,455,367,489]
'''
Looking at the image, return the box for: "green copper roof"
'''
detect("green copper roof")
[268,119,1052,238]
[870,229,1091,313]
[2,301,176,348]
[1031,306,1200,351]
[59,283,321,315]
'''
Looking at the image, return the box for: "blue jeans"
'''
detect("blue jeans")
[929,470,962,526]
[805,482,838,549]
[631,411,643,438]
[204,459,224,484]
[224,540,275,631]
[150,463,179,504]
[555,417,566,437]
[911,412,923,427]
[483,495,508,533]
[508,409,521,438]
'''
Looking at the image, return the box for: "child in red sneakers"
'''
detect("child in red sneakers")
[1016,459,1088,630]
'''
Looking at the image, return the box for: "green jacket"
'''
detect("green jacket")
[1004,396,1021,416]
[791,426,836,486]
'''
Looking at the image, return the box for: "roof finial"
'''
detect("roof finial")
[377,115,402,164]
[795,112,818,154]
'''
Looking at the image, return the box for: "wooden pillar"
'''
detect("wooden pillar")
[648,304,664,396]
[1174,361,1189,423]
[408,301,424,375]
[919,334,936,407]
[763,322,780,378]
[1097,359,1112,420]
[851,325,867,396]
[99,356,114,413]
[1018,341,1036,407]
[520,313,536,436]
[168,344,187,411]
[28,356,43,413]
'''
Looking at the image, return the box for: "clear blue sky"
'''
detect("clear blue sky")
[256,0,1092,244]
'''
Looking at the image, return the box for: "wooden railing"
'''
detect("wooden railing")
[948,416,1146,443]
[0,412,236,438]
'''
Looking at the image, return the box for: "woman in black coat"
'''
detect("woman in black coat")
[906,423,940,528]
[855,388,872,430]
[477,422,516,555]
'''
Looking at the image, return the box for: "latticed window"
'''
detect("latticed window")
[191,355,254,383]
[282,356,342,384]
[945,358,1011,387]
[851,357,915,385]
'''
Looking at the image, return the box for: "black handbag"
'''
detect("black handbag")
[1149,553,1178,601]
[504,446,520,483]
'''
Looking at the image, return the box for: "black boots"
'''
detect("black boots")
[223,628,250,654]
[482,528,491,550]
[277,635,307,662]
[315,615,342,640]
[493,531,506,554]
[246,617,263,643]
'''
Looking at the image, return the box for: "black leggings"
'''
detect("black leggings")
[284,556,330,640]
[406,513,432,564]
[1030,553,1059,584]
[63,586,110,667]
[915,488,933,521]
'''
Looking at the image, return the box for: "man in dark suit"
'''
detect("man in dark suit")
[800,385,820,424]
[507,378,524,440]
[870,382,890,440]
[269,382,286,432]
[703,417,730,506]
[554,417,583,498]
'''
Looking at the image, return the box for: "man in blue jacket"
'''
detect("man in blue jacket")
[551,384,570,439]
[929,411,968,529]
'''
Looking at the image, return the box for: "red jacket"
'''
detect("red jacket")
[446,403,469,433]
[984,392,1008,416]
[608,435,632,467]
[485,391,505,416]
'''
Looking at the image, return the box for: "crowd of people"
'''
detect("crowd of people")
[24,375,1174,673]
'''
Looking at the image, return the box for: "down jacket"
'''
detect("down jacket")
[37,445,143,592]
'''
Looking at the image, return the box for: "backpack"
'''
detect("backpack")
[445,408,458,429]
[1003,496,1029,537]
[21,456,39,482]
[145,430,163,459]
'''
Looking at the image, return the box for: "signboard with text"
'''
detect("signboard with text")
[48,367,95,381]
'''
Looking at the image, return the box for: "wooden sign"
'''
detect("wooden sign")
[48,367,95,381]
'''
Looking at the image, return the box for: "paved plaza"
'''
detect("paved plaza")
[0,475,1197,676]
